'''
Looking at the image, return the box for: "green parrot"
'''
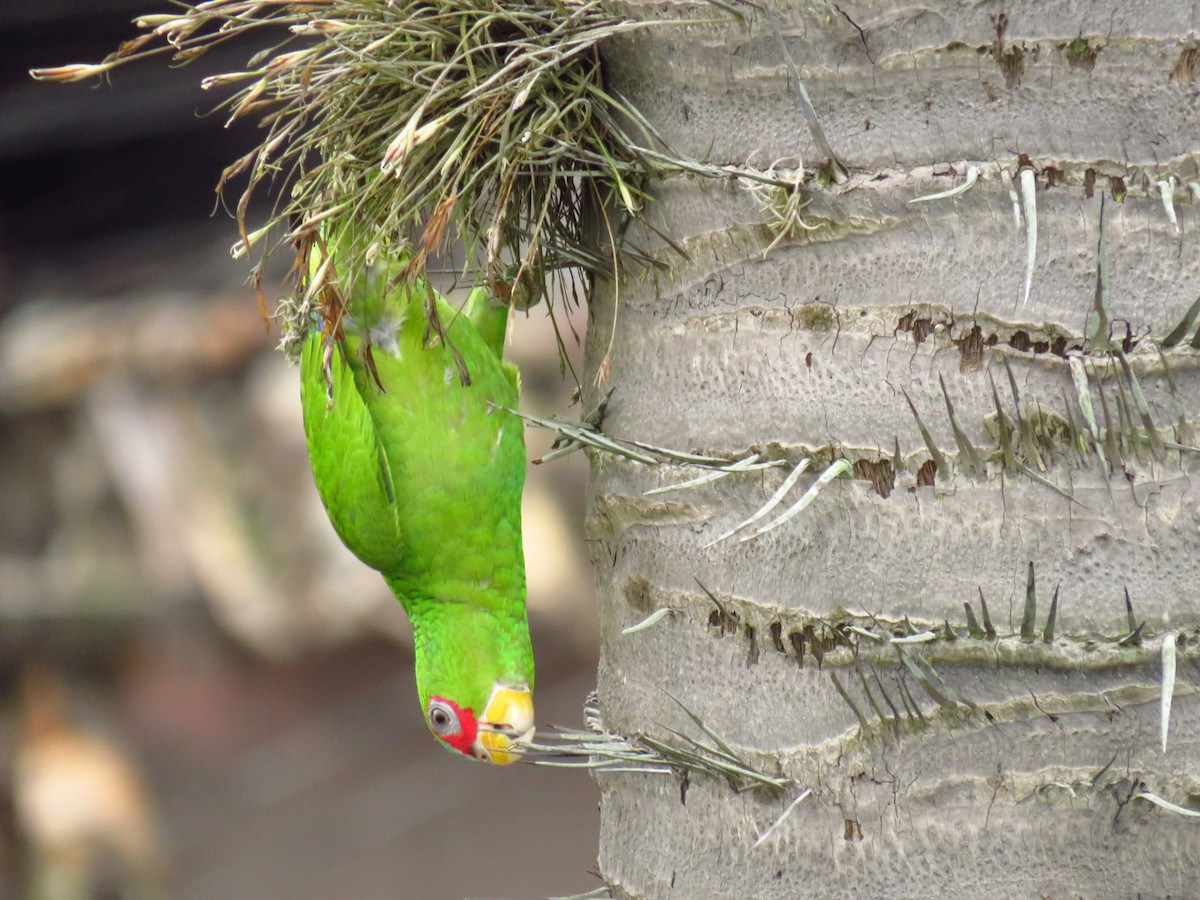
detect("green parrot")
[299,224,534,764]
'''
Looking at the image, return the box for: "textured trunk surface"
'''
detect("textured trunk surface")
[584,2,1200,897]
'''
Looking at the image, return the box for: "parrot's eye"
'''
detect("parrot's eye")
[427,699,460,736]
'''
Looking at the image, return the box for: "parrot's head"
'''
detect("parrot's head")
[425,682,534,765]
[393,566,535,763]
[404,594,537,766]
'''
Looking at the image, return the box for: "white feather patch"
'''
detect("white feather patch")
[369,306,406,357]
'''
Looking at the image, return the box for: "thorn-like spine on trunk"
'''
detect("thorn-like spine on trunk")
[902,387,948,475]
[988,372,1018,469]
[939,374,983,473]
[1118,622,1146,647]
[1018,166,1037,306]
[1042,585,1060,643]
[1093,382,1121,471]
[1161,630,1176,753]
[898,651,955,711]
[1156,348,1192,445]
[854,662,891,736]
[979,589,997,639]
[896,678,927,726]
[1087,196,1112,348]
[1004,358,1043,470]
[1112,384,1142,464]
[964,601,985,639]
[1059,386,1089,466]
[1118,587,1144,646]
[831,671,872,735]
[872,670,903,738]
[1001,168,1021,231]
[1067,352,1105,466]
[1115,349,1164,458]
[1020,561,1038,642]
[765,10,845,182]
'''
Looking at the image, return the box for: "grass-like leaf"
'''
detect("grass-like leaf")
[1138,789,1200,818]
[523,707,794,797]
[738,458,852,543]
[752,789,812,850]
[621,607,677,635]
[704,457,812,547]
[908,165,979,203]
[645,453,774,496]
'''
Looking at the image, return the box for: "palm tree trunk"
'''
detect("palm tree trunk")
[585,2,1200,895]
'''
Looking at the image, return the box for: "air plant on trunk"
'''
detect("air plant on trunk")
[33,0,748,360]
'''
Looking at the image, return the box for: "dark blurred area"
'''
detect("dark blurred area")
[0,5,599,898]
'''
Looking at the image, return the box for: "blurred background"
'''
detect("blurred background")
[0,3,600,898]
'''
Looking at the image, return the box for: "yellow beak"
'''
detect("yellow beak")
[477,685,535,766]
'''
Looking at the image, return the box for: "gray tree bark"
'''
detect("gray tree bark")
[584,2,1200,896]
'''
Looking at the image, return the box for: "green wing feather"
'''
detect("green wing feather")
[300,332,403,572]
